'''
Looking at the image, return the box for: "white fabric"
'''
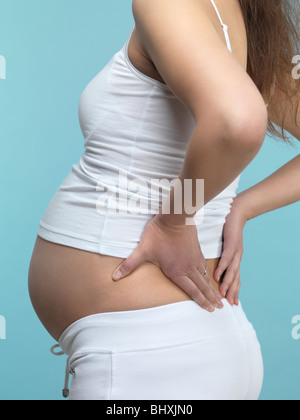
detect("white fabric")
[56,300,264,400]
[37,0,240,259]
[44,2,265,401]
[210,0,233,53]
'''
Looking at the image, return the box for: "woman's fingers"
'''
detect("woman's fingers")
[112,248,146,281]
[234,276,241,306]
[232,269,241,306]
[215,250,242,305]
[225,269,241,306]
[190,268,224,310]
[111,215,226,313]
[218,253,241,297]
[214,254,231,283]
[177,275,221,312]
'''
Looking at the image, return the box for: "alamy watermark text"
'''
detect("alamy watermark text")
[0,315,6,340]
[0,55,6,80]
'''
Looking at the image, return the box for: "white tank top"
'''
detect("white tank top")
[37,0,240,259]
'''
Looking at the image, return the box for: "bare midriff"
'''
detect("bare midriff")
[28,236,221,342]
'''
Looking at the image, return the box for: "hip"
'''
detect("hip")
[58,300,263,400]
[29,236,220,342]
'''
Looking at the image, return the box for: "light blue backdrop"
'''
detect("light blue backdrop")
[0,0,299,401]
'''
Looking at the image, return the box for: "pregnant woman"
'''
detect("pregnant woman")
[28,0,299,400]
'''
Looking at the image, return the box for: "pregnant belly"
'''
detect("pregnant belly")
[28,236,221,342]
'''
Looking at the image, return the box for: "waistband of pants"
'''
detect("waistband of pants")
[58,300,254,356]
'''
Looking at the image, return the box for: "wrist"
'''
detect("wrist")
[156,178,199,228]
[230,194,250,224]
[153,212,194,232]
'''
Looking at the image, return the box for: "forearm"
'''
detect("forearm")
[235,154,300,221]
[158,111,267,226]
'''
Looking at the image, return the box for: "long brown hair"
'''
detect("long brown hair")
[238,0,299,141]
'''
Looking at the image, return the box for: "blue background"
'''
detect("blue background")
[0,0,299,400]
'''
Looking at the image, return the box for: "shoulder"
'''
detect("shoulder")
[132,0,214,35]
[131,0,266,126]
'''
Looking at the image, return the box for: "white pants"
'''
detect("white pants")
[55,300,264,400]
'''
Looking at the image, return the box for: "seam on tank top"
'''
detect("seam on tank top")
[127,86,156,176]
[97,57,122,248]
[97,87,156,248]
[98,209,109,252]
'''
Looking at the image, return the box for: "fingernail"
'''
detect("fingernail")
[217,301,224,309]
[113,270,123,281]
[221,290,227,298]
[208,306,215,313]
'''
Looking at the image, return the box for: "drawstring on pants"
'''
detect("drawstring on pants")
[50,344,73,399]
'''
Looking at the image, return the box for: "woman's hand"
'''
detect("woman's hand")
[214,197,248,306]
[112,214,224,312]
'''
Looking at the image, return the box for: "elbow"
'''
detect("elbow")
[221,96,268,155]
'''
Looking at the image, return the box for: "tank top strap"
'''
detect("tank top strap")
[209,0,232,53]
[129,1,232,53]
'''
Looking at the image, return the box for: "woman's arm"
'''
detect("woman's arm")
[215,85,300,305]
[236,154,300,221]
[112,0,268,311]
[133,0,268,227]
